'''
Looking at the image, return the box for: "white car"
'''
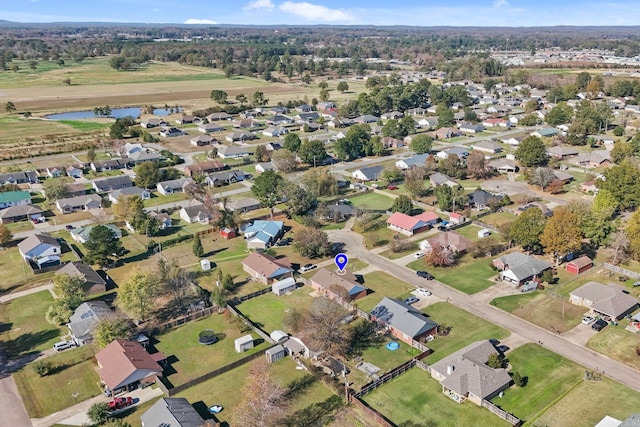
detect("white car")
[414,252,426,259]
[416,288,432,297]
[300,264,317,272]
[582,316,595,325]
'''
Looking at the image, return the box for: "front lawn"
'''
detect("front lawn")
[477,211,517,228]
[142,191,187,208]
[14,346,100,418]
[154,312,269,387]
[407,255,498,294]
[352,214,395,248]
[0,290,64,359]
[363,367,509,426]
[356,271,416,313]
[491,343,584,423]
[378,240,418,260]
[0,247,51,294]
[587,325,640,371]
[424,302,509,363]
[348,192,395,211]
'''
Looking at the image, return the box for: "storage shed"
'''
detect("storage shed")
[566,256,593,275]
[478,228,491,239]
[265,345,286,363]
[272,277,297,296]
[235,334,254,353]
[220,227,237,239]
[200,259,211,271]
[270,330,289,343]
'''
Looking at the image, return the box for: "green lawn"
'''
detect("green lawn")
[587,325,640,371]
[235,287,316,333]
[454,224,504,243]
[0,290,64,359]
[491,343,584,424]
[378,240,418,260]
[424,302,510,363]
[534,378,640,427]
[348,192,395,211]
[477,211,517,228]
[346,338,421,388]
[363,367,509,427]
[142,191,187,208]
[0,247,52,294]
[407,254,498,294]
[5,220,34,233]
[153,313,269,387]
[14,346,100,418]
[57,120,111,132]
[356,271,416,313]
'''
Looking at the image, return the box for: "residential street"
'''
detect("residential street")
[327,229,640,393]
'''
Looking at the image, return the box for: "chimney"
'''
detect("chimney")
[447,365,454,375]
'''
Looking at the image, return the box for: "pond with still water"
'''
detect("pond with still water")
[45,107,182,120]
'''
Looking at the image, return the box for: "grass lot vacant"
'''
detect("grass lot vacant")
[0,290,63,359]
[153,313,268,387]
[236,287,316,333]
[492,344,584,424]
[477,211,517,228]
[587,325,640,371]
[363,367,509,426]
[424,302,510,363]
[407,254,498,294]
[534,378,640,427]
[356,271,416,313]
[14,346,100,418]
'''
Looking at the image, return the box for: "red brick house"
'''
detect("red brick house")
[309,268,368,301]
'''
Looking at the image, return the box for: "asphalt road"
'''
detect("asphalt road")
[327,229,640,393]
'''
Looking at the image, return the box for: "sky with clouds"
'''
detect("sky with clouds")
[2,0,640,26]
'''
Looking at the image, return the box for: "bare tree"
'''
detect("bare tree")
[157,258,195,310]
[610,231,629,265]
[531,167,556,191]
[233,359,287,427]
[303,298,350,356]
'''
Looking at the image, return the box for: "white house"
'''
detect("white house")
[17,233,61,267]
[180,204,211,224]
[108,187,151,204]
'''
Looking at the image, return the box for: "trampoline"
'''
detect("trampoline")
[198,329,217,345]
[386,341,400,351]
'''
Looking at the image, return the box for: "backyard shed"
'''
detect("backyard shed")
[200,259,211,271]
[220,227,236,239]
[478,228,491,239]
[265,345,286,363]
[235,335,254,353]
[566,256,593,275]
[272,277,297,296]
[270,330,289,343]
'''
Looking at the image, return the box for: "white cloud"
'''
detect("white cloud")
[243,0,274,12]
[279,1,354,22]
[184,18,218,24]
[153,8,160,13]
[494,0,509,7]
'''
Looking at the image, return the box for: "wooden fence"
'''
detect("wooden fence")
[230,286,272,304]
[226,304,275,345]
[348,393,397,427]
[482,399,522,426]
[355,359,417,398]
[152,306,217,333]
[602,263,640,279]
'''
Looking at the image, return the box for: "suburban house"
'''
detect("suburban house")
[565,256,593,275]
[295,112,320,123]
[502,135,524,146]
[418,117,439,128]
[295,104,313,113]
[218,144,252,158]
[242,252,293,285]
[206,112,233,122]
[225,198,261,213]
[429,172,459,188]
[395,153,430,170]
[233,118,256,128]
[352,165,383,182]
[459,122,485,134]
[0,190,31,209]
[255,162,276,173]
[150,211,172,229]
[96,339,165,395]
[430,340,512,405]
[569,282,639,320]
[420,231,472,254]
[493,252,551,286]
[468,189,503,210]
[263,126,289,137]
[547,146,579,159]
[205,170,246,187]
[323,204,357,221]
[381,111,404,120]
[92,175,133,193]
[128,151,161,165]
[354,114,379,124]
[471,140,503,154]
[0,204,44,224]
[140,118,167,128]
[309,268,368,301]
[56,261,107,295]
[532,128,560,138]
[45,166,65,178]
[198,123,225,133]
[435,127,461,139]
[386,211,440,236]
[156,178,194,196]
[243,220,284,250]
[190,134,217,146]
[184,160,226,177]
[67,301,115,346]
[175,115,199,125]
[381,136,404,149]
[488,158,518,173]
[108,187,151,204]
[159,127,186,137]
[569,152,613,169]
[436,147,469,160]
[179,204,211,224]
[140,398,204,427]
[66,183,87,197]
[90,159,127,172]
[71,224,122,244]
[0,171,38,185]
[267,114,294,126]
[18,233,61,267]
[516,202,552,217]
[370,297,439,345]
[56,194,102,214]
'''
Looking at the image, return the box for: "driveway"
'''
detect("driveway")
[473,280,521,304]
[562,322,598,346]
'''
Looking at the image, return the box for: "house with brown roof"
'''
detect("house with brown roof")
[430,340,512,405]
[386,211,439,236]
[309,268,368,301]
[183,160,226,177]
[95,339,165,394]
[420,231,472,254]
[242,252,293,285]
[56,261,107,295]
[569,281,639,320]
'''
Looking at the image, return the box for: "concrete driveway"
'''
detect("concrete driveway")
[562,322,599,346]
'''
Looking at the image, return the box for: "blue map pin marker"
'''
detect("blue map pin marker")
[335,253,348,275]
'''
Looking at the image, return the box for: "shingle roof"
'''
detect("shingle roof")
[140,398,204,427]
[67,301,114,342]
[386,211,438,231]
[495,252,551,281]
[370,297,439,338]
[242,252,292,279]
[57,262,106,286]
[0,204,43,219]
[310,268,367,297]
[355,165,383,180]
[18,233,60,254]
[95,339,163,391]
[571,281,639,318]
[0,190,31,204]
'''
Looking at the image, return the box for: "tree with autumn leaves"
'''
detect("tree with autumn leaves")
[540,207,583,264]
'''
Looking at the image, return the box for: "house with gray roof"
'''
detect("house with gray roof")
[570,281,639,320]
[309,268,368,301]
[429,172,459,188]
[532,128,560,138]
[18,233,61,267]
[140,397,204,427]
[70,224,122,244]
[352,165,383,182]
[218,143,252,157]
[225,197,261,213]
[204,170,246,187]
[431,340,512,405]
[108,187,151,204]
[0,204,43,224]
[370,297,439,345]
[493,252,551,286]
[0,171,38,185]
[92,175,133,193]
[156,178,194,196]
[179,204,211,224]
[468,189,502,210]
[128,151,161,165]
[56,194,102,214]
[67,301,116,346]
[90,159,127,172]
[396,153,430,170]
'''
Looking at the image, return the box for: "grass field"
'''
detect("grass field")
[56,120,111,132]
[407,254,498,294]
[587,325,640,371]
[363,367,509,427]
[491,343,584,424]
[424,302,510,363]
[356,271,416,313]
[154,312,268,387]
[0,290,63,359]
[235,287,316,333]
[14,346,100,418]
[348,192,395,211]
[142,191,188,208]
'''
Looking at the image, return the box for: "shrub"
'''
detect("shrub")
[512,371,525,387]
[33,360,54,377]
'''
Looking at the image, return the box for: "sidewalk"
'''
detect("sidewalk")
[0,283,54,304]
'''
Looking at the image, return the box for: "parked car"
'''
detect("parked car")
[416,271,434,280]
[53,341,75,352]
[275,239,290,247]
[404,296,419,305]
[633,281,640,288]
[65,224,75,230]
[414,251,426,259]
[108,397,133,411]
[592,319,608,331]
[416,288,432,297]
[300,263,316,272]
[496,345,510,354]
[387,185,398,190]
[582,316,595,325]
